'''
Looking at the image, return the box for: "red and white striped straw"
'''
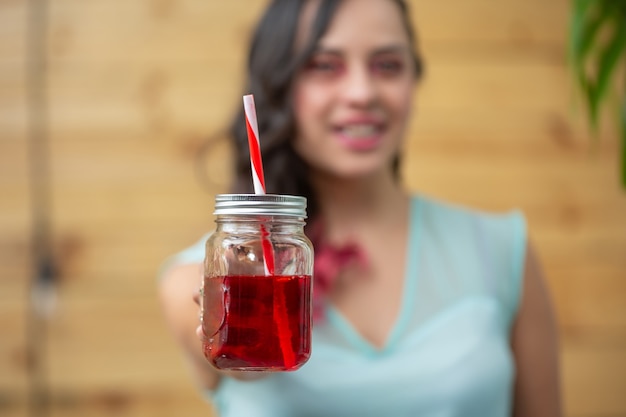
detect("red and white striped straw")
[243,94,274,275]
[243,95,295,367]
[243,94,266,195]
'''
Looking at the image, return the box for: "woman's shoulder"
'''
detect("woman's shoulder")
[411,192,524,222]
[410,192,526,242]
[410,191,527,273]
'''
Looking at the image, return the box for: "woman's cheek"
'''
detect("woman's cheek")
[392,83,415,125]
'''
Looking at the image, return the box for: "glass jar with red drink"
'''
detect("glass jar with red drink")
[201,194,313,371]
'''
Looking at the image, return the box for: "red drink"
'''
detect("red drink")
[202,274,312,371]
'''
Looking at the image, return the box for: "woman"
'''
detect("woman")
[159,0,562,416]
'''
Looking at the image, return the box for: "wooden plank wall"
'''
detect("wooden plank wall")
[1,0,624,416]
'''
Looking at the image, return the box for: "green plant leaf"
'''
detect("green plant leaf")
[569,0,626,188]
[569,0,615,111]
[570,0,597,88]
[589,18,626,130]
[570,0,594,59]
[571,0,605,66]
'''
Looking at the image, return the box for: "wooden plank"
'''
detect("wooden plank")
[412,0,569,44]
[43,293,215,415]
[0,300,28,415]
[47,0,265,63]
[0,186,31,232]
[0,0,26,64]
[405,156,625,208]
[0,300,28,381]
[562,343,626,417]
[0,387,214,417]
[0,234,31,285]
[415,62,573,112]
[0,67,30,412]
[0,66,27,133]
[549,268,626,328]
[38,232,210,288]
[41,0,568,63]
[45,295,185,387]
[44,388,215,417]
[44,64,241,134]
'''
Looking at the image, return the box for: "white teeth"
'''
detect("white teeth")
[341,124,378,138]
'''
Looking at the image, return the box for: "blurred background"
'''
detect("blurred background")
[1,0,625,416]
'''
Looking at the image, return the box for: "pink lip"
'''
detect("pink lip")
[335,131,382,151]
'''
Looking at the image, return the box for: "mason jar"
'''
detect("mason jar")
[201,194,314,371]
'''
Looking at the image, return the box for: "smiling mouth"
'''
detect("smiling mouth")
[334,123,386,151]
[337,124,383,139]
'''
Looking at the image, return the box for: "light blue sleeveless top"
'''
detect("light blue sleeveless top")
[161,194,526,417]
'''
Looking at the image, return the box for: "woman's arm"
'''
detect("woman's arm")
[511,242,563,417]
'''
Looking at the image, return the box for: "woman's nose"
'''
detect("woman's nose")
[340,65,378,107]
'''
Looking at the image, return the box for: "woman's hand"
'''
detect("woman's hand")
[159,263,222,390]
[193,288,269,382]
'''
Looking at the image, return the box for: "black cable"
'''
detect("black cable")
[26,0,54,415]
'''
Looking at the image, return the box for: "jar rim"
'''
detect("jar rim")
[213,194,307,217]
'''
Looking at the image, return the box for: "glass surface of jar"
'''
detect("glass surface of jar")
[201,194,313,371]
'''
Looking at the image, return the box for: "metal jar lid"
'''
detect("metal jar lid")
[213,194,307,218]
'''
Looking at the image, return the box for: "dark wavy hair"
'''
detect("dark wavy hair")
[203,0,424,225]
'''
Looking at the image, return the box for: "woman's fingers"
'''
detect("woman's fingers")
[196,324,206,341]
